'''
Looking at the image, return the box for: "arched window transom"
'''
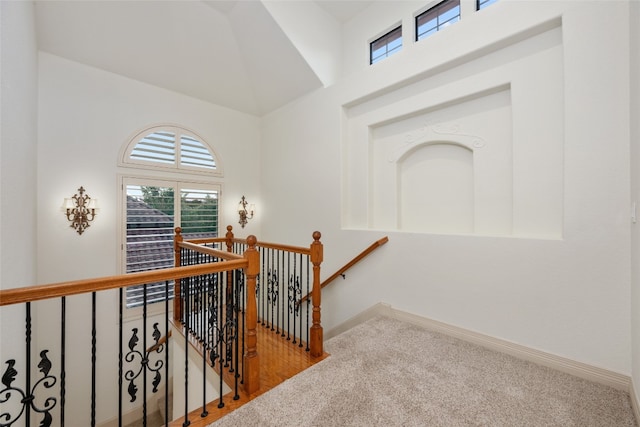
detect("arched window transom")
[121,125,222,176]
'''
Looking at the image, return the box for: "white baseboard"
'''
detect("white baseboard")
[325,302,393,340]
[327,303,632,392]
[631,380,640,427]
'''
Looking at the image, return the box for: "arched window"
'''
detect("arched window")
[119,125,223,308]
[120,125,223,176]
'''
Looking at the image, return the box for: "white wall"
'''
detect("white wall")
[1,0,637,423]
[261,0,632,376]
[0,3,38,289]
[36,53,262,285]
[0,3,38,425]
[630,0,640,409]
[34,52,262,425]
[344,24,563,237]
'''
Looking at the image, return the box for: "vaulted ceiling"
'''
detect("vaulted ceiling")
[34,0,373,116]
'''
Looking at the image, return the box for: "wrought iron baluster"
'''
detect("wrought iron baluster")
[201,276,209,419]
[164,281,170,427]
[289,255,302,345]
[1,302,58,427]
[265,248,271,328]
[61,296,66,427]
[119,288,123,427]
[183,274,190,427]
[233,270,241,399]
[142,285,148,426]
[280,250,285,337]
[217,270,225,409]
[299,253,304,347]
[286,253,291,341]
[241,270,247,386]
[121,288,167,424]
[26,302,31,426]
[306,255,310,351]
[259,249,265,325]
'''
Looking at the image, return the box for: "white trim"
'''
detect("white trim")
[327,303,632,392]
[631,381,640,427]
[325,302,393,340]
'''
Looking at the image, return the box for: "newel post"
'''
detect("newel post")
[243,235,260,394]
[310,231,324,357]
[173,227,183,322]
[225,225,234,253]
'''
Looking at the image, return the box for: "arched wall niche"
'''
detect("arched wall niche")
[343,25,564,239]
[397,141,474,233]
[366,88,515,236]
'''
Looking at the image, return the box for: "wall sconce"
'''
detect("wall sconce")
[238,195,255,228]
[62,186,98,235]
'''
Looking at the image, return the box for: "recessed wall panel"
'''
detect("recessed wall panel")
[343,24,563,239]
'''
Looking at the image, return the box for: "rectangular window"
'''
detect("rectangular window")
[477,0,498,10]
[370,26,402,64]
[123,179,219,308]
[416,0,460,41]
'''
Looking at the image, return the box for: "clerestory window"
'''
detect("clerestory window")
[415,0,460,41]
[370,25,403,64]
[477,0,498,10]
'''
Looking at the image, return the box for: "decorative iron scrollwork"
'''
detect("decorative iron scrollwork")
[207,317,238,369]
[288,275,302,315]
[0,350,57,427]
[267,269,279,306]
[123,323,165,403]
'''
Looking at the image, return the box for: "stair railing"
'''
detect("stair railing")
[0,235,257,427]
[176,226,325,358]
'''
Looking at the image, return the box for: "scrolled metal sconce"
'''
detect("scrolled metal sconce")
[62,186,97,235]
[237,195,255,228]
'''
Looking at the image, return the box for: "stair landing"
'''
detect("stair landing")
[170,323,329,426]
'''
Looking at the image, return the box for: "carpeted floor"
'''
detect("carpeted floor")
[210,316,637,427]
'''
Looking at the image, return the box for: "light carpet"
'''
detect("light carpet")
[210,316,636,426]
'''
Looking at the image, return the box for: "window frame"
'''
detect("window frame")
[118,175,223,316]
[370,24,403,65]
[119,124,224,177]
[415,0,461,42]
[476,0,498,10]
[118,123,224,317]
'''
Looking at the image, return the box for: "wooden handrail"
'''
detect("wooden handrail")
[0,258,248,306]
[182,236,311,256]
[299,236,388,305]
[179,241,244,260]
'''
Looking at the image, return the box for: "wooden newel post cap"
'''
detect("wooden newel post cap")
[311,231,323,264]
[227,225,233,232]
[175,227,182,235]
[247,235,257,248]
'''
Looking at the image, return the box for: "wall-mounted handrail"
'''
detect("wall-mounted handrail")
[299,236,388,305]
